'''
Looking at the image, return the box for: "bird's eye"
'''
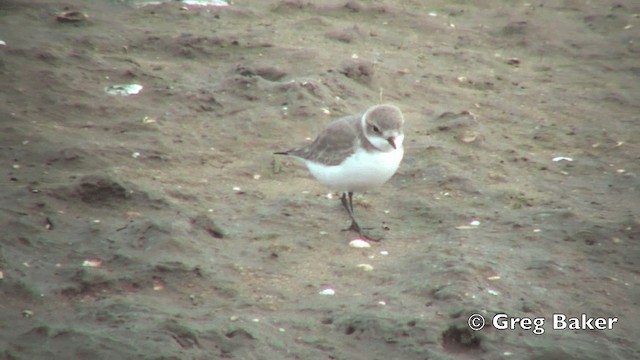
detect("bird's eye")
[372,125,380,133]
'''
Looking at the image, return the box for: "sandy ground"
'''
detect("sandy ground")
[1,0,639,359]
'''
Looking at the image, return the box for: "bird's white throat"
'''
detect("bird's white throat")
[368,133,405,152]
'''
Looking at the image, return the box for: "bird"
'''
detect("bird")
[274,104,405,239]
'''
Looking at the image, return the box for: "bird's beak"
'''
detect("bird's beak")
[387,136,396,149]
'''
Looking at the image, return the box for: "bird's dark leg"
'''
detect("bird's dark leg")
[340,192,383,241]
[341,192,361,233]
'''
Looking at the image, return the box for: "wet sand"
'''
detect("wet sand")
[1,0,639,359]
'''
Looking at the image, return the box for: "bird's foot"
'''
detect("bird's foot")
[342,222,384,242]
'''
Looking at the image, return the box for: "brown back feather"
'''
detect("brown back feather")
[287,115,363,166]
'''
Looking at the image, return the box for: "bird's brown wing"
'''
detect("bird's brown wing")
[287,115,360,166]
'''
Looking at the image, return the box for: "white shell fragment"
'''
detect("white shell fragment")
[349,239,371,248]
[183,0,228,5]
[152,280,164,291]
[552,156,574,162]
[105,84,143,96]
[319,288,335,296]
[82,259,103,268]
[356,264,374,271]
[136,0,228,8]
[470,220,481,226]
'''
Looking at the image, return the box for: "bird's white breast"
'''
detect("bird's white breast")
[305,145,404,193]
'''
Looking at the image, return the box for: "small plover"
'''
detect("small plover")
[275,104,405,239]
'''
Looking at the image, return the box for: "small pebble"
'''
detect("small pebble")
[506,57,520,66]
